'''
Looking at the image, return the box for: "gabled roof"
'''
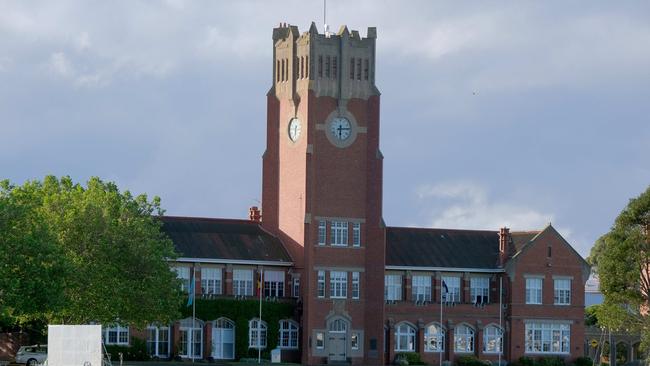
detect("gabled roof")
[160,216,292,265]
[510,231,541,252]
[385,226,501,270]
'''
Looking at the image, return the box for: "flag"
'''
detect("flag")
[257,271,263,298]
[187,269,195,307]
[442,280,448,302]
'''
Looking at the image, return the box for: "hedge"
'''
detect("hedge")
[179,298,296,360]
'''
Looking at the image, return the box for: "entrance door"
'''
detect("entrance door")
[329,332,347,361]
[212,318,235,360]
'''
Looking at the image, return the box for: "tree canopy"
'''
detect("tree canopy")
[0,176,182,330]
[588,185,650,336]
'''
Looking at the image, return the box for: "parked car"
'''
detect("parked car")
[14,345,47,366]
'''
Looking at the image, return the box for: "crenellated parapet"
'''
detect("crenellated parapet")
[272,22,379,101]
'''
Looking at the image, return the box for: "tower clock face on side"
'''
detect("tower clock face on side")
[288,118,301,142]
[330,117,351,141]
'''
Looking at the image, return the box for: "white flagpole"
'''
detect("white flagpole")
[258,267,263,364]
[192,267,196,364]
[499,276,503,366]
[439,278,445,366]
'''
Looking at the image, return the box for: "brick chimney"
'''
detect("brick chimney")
[249,206,261,222]
[499,227,511,267]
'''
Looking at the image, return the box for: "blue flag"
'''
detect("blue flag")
[187,271,195,307]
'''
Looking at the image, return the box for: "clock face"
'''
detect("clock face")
[288,118,301,142]
[330,117,351,141]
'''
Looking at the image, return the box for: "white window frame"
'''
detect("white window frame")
[470,277,490,304]
[351,332,360,350]
[278,320,299,349]
[412,275,432,302]
[330,271,348,298]
[526,277,543,304]
[317,270,325,298]
[525,322,570,354]
[330,221,348,246]
[554,279,571,305]
[352,222,361,247]
[233,269,254,297]
[483,325,503,354]
[201,267,222,295]
[146,325,170,358]
[174,266,191,293]
[212,318,235,360]
[441,276,460,303]
[315,331,325,349]
[424,323,445,352]
[104,325,129,345]
[394,323,416,352]
[263,270,285,298]
[352,272,360,299]
[318,221,326,245]
[385,274,402,301]
[454,324,475,353]
[179,321,203,359]
[249,318,267,349]
[292,277,300,298]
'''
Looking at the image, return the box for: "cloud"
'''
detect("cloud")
[49,52,73,77]
[417,181,555,231]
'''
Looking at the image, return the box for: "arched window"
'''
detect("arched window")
[329,318,347,333]
[395,323,416,352]
[424,323,445,352]
[483,325,503,354]
[212,318,235,359]
[179,318,203,359]
[278,320,299,349]
[454,324,474,353]
[249,318,267,349]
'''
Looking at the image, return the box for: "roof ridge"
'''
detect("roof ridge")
[161,215,257,225]
[387,225,497,234]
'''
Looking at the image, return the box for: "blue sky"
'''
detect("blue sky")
[1,1,649,257]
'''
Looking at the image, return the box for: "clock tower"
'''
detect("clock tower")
[262,22,385,365]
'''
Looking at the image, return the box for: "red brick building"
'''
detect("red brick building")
[118,23,590,365]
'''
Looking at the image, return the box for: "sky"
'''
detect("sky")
[1,1,649,258]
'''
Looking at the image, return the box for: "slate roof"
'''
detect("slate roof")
[510,231,540,252]
[160,216,292,264]
[386,227,501,270]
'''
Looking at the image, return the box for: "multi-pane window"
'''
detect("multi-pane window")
[146,325,170,358]
[356,58,362,80]
[213,318,235,360]
[264,270,285,298]
[483,325,503,354]
[249,319,267,349]
[351,332,360,350]
[454,325,475,353]
[278,320,299,349]
[318,55,323,78]
[315,332,324,349]
[318,221,326,245]
[330,271,348,298]
[174,267,191,293]
[332,56,338,78]
[525,322,570,354]
[364,59,369,80]
[424,324,445,352]
[412,275,432,302]
[526,278,543,304]
[178,319,203,359]
[317,270,325,298]
[331,221,348,246]
[394,323,416,352]
[470,277,490,304]
[350,58,355,79]
[233,269,253,297]
[325,56,330,78]
[384,274,402,301]
[441,276,460,303]
[352,223,361,247]
[104,326,129,345]
[554,279,571,305]
[201,268,222,295]
[352,272,360,299]
[292,278,300,298]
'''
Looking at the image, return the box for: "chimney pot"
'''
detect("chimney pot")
[249,206,261,222]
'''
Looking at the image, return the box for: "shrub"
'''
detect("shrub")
[395,352,425,365]
[105,337,150,361]
[574,357,592,366]
[538,356,565,366]
[457,355,489,366]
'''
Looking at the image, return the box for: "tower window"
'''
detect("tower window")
[364,59,369,80]
[276,60,280,82]
[332,56,338,79]
[294,57,298,80]
[318,55,323,78]
[285,58,289,81]
[350,58,355,79]
[307,55,311,80]
[325,56,330,78]
[281,59,285,82]
[300,56,304,79]
[356,58,362,80]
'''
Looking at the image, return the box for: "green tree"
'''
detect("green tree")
[0,176,182,329]
[591,186,650,339]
